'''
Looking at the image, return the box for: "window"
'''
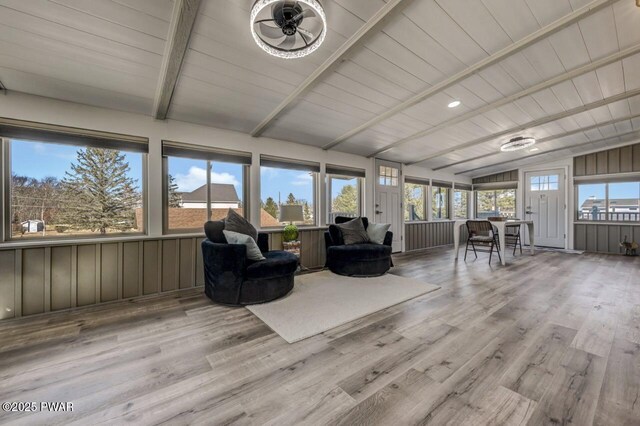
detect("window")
[260,156,318,227]
[576,181,639,222]
[6,132,147,240]
[476,189,516,218]
[453,189,469,219]
[327,165,365,224]
[432,187,449,220]
[404,183,426,221]
[531,175,559,191]
[379,165,398,186]
[162,142,250,232]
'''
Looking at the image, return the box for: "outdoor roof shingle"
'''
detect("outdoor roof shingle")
[180,183,240,203]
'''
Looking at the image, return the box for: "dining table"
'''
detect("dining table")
[453,219,535,266]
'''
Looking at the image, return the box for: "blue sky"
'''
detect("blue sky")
[12,140,143,191]
[11,141,325,206]
[577,182,639,207]
[260,167,314,205]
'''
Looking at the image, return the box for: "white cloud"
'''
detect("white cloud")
[174,166,239,192]
[291,173,313,186]
[211,171,240,186]
[31,142,77,160]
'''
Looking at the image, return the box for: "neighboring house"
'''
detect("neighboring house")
[580,197,640,220]
[179,183,240,209]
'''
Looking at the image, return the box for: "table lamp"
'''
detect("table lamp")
[279,204,304,242]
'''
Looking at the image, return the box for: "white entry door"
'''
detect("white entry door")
[375,159,402,252]
[524,169,566,248]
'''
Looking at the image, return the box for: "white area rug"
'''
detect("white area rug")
[246,270,440,343]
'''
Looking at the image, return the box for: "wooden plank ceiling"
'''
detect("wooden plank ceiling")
[0,0,639,177]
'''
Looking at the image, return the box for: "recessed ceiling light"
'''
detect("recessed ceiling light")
[529,147,539,152]
[448,100,461,108]
[500,136,536,152]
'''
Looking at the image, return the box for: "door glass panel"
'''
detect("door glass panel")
[378,165,398,187]
[531,175,559,191]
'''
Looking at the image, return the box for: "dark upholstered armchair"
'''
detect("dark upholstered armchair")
[201,220,298,306]
[324,216,393,277]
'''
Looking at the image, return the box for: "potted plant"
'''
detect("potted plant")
[283,223,299,242]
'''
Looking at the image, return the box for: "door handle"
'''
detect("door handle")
[376,210,383,214]
[525,211,534,214]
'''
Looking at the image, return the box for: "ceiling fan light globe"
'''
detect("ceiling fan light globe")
[250,0,326,59]
[500,136,536,152]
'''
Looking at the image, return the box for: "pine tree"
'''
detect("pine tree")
[286,193,297,205]
[332,184,357,214]
[263,197,278,219]
[303,201,312,223]
[60,148,139,234]
[168,174,182,208]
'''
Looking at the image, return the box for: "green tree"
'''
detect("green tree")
[303,201,312,223]
[60,148,139,234]
[332,184,357,214]
[286,193,297,205]
[168,174,182,208]
[404,183,424,221]
[263,197,278,219]
[10,175,61,234]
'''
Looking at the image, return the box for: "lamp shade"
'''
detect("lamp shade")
[279,204,304,223]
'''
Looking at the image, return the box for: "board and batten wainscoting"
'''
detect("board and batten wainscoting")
[573,142,640,176]
[574,224,640,254]
[405,221,468,252]
[265,228,327,269]
[0,229,328,321]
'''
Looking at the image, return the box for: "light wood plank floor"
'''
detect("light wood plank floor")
[1,248,639,425]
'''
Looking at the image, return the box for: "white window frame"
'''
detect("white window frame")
[327,174,364,223]
[259,155,320,228]
[2,125,149,242]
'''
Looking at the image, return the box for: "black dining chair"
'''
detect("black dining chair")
[464,220,502,264]
[503,224,522,256]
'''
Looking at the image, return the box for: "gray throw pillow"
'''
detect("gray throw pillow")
[223,230,265,261]
[225,209,257,241]
[337,218,370,245]
[367,223,391,244]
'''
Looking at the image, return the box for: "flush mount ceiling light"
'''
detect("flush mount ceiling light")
[448,100,461,108]
[250,0,327,59]
[500,136,536,152]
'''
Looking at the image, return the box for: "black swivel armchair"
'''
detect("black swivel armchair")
[324,216,393,277]
[201,220,298,305]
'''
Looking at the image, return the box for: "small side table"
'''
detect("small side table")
[282,241,303,272]
[282,240,301,257]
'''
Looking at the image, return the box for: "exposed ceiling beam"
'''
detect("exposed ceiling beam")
[405,87,640,166]
[250,0,414,137]
[322,0,618,151]
[433,113,640,171]
[456,129,640,176]
[153,0,202,120]
[367,44,640,158]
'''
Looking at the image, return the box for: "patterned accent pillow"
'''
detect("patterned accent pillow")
[336,218,370,245]
[225,209,257,241]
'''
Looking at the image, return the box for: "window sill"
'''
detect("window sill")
[0,233,170,250]
[405,220,456,224]
[259,226,328,233]
[575,221,640,225]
